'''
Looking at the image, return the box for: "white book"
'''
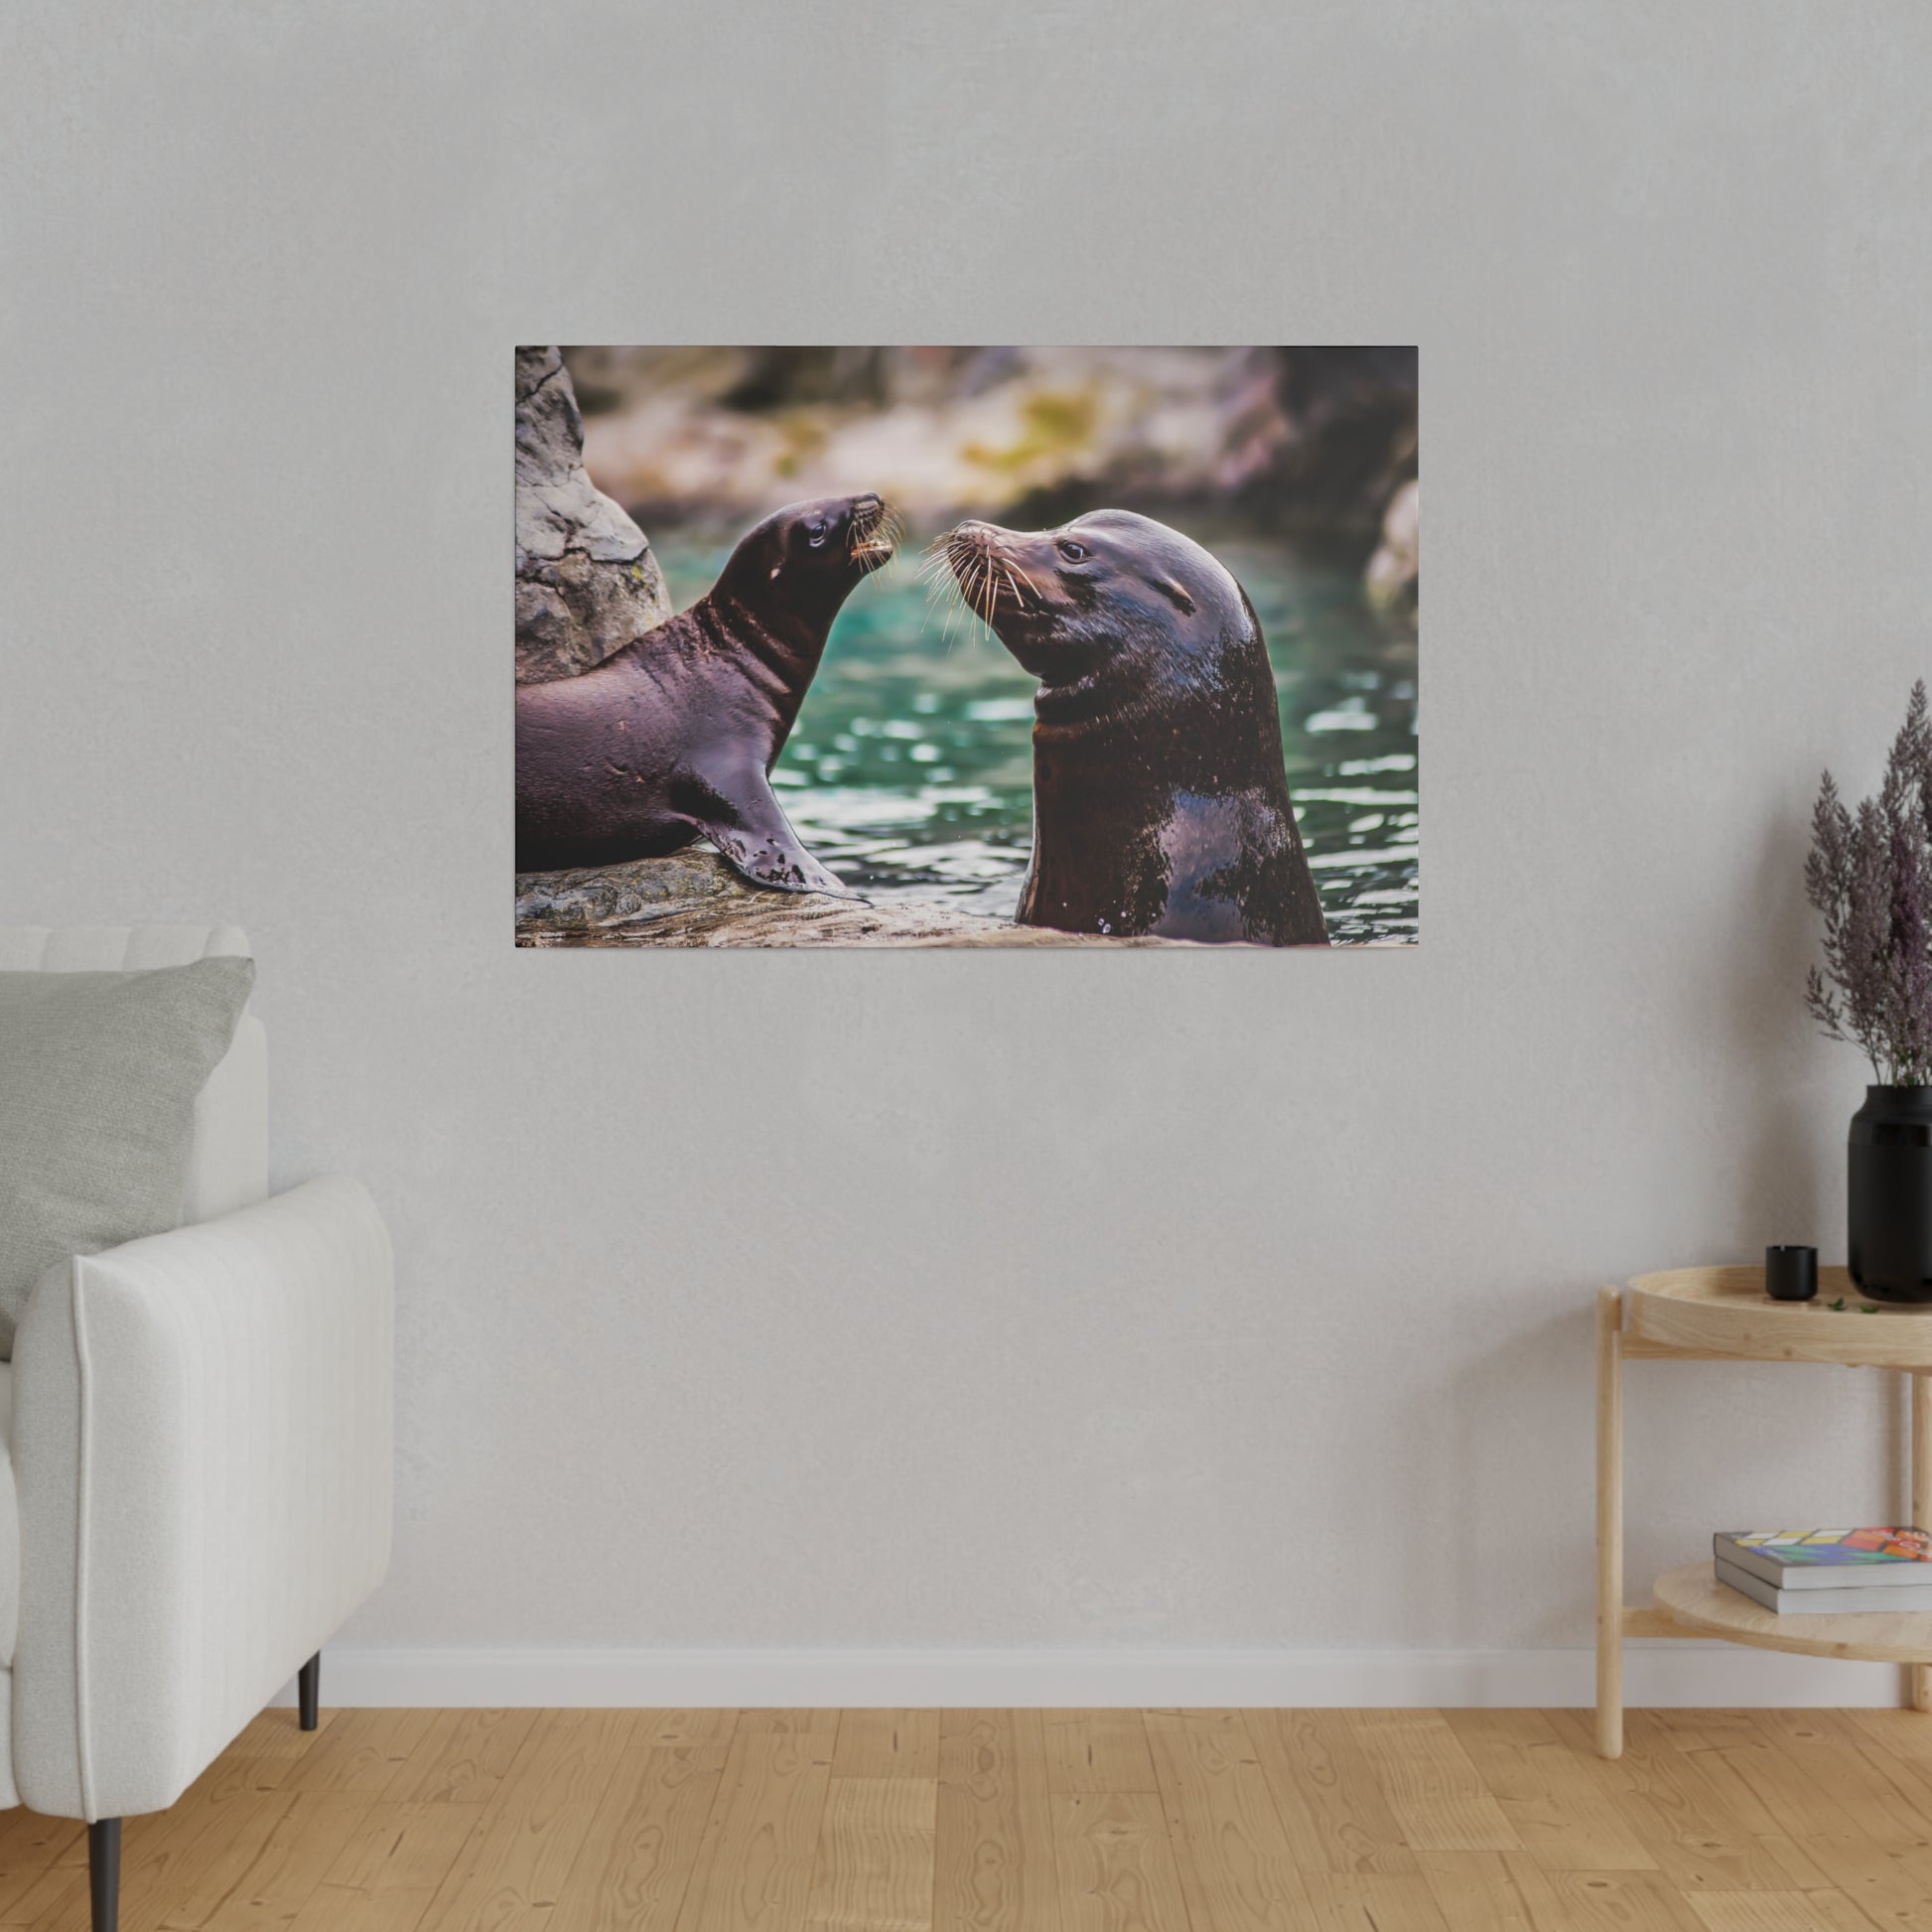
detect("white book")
[1716,1557,1932,1616]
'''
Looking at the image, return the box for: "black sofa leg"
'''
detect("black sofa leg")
[298,1651,321,1731]
[89,1818,120,1932]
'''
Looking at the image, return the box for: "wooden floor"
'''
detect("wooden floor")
[5,1708,1932,1929]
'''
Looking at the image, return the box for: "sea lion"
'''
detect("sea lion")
[515,493,897,891]
[940,509,1329,945]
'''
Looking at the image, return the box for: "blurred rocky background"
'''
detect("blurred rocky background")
[561,345,1418,628]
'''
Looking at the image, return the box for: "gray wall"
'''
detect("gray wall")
[4,0,1927,1659]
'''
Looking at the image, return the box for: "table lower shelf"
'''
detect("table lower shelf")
[1648,1562,1932,1664]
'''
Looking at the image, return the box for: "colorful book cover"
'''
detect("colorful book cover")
[1721,1528,1932,1568]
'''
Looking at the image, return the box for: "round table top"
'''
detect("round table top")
[1653,1561,1932,1663]
[1625,1265,1932,1367]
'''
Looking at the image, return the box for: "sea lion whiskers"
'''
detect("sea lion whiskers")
[918,532,983,650]
[916,538,967,610]
[847,496,902,574]
[966,552,996,631]
[868,501,906,566]
[914,538,960,627]
[918,553,965,649]
[952,523,1024,634]
[922,522,1036,646]
[913,535,955,588]
[947,553,986,647]
[979,559,1001,629]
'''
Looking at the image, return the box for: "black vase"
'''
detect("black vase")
[1849,1085,1932,1303]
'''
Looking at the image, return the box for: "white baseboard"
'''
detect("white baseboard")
[273,1644,1914,1709]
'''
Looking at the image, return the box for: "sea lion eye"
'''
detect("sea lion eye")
[806,520,828,548]
[1057,540,1089,563]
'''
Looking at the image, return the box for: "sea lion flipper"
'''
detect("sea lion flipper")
[695,768,862,899]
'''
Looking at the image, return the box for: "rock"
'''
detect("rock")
[515,345,671,683]
[514,851,1194,948]
[1365,479,1419,631]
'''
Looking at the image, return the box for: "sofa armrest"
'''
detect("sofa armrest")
[10,1175,393,1820]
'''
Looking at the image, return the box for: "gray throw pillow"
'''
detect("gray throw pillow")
[0,956,256,1356]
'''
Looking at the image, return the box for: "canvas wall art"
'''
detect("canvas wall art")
[514,345,1418,948]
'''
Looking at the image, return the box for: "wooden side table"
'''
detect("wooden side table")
[1596,1266,1932,1758]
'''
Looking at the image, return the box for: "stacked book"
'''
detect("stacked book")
[1716,1528,1932,1614]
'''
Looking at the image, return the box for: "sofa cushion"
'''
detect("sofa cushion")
[0,928,266,1230]
[0,958,255,1357]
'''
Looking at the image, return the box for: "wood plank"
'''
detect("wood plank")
[549,1743,728,1932]
[1688,1737,1875,1843]
[1684,1891,1876,1932]
[1844,1703,1932,1766]
[1543,1710,1815,1894]
[933,1710,1061,1932]
[1344,1712,1521,1855]
[833,1713,940,1781]
[228,1710,334,1761]
[191,1790,375,1930]
[1144,1710,1311,1930]
[1748,1710,1932,1839]
[7,1867,89,1932]
[384,1710,539,1805]
[1535,1869,1709,1931]
[0,1814,90,1932]
[1298,1871,1452,1931]
[1795,1836,1932,1932]
[1442,1709,1654,1869]
[804,1777,935,1931]
[1050,1793,1188,1932]
[675,1726,834,1932]
[15,1805,191,1931]
[1633,1712,1766,1754]
[1415,1851,1556,1932]
[1039,1716,1155,1795]
[285,1802,486,1932]
[124,1793,296,1932]
[644,1713,742,1748]
[271,1710,442,1796]
[739,1711,842,1735]
[0,1814,84,1923]
[1245,1709,1417,1875]
[415,1709,634,1932]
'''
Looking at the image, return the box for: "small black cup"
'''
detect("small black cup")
[1765,1244,1818,1302]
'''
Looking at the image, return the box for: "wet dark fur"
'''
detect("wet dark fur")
[940,508,1329,946]
[515,495,894,893]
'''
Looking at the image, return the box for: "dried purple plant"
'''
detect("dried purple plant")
[1806,681,1932,1084]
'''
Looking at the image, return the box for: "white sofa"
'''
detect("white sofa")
[0,925,393,1932]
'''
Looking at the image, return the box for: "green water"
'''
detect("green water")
[656,530,1419,944]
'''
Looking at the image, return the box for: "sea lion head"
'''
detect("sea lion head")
[723,493,900,610]
[939,508,1253,715]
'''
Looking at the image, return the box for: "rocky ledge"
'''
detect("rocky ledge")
[514,852,1190,948]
